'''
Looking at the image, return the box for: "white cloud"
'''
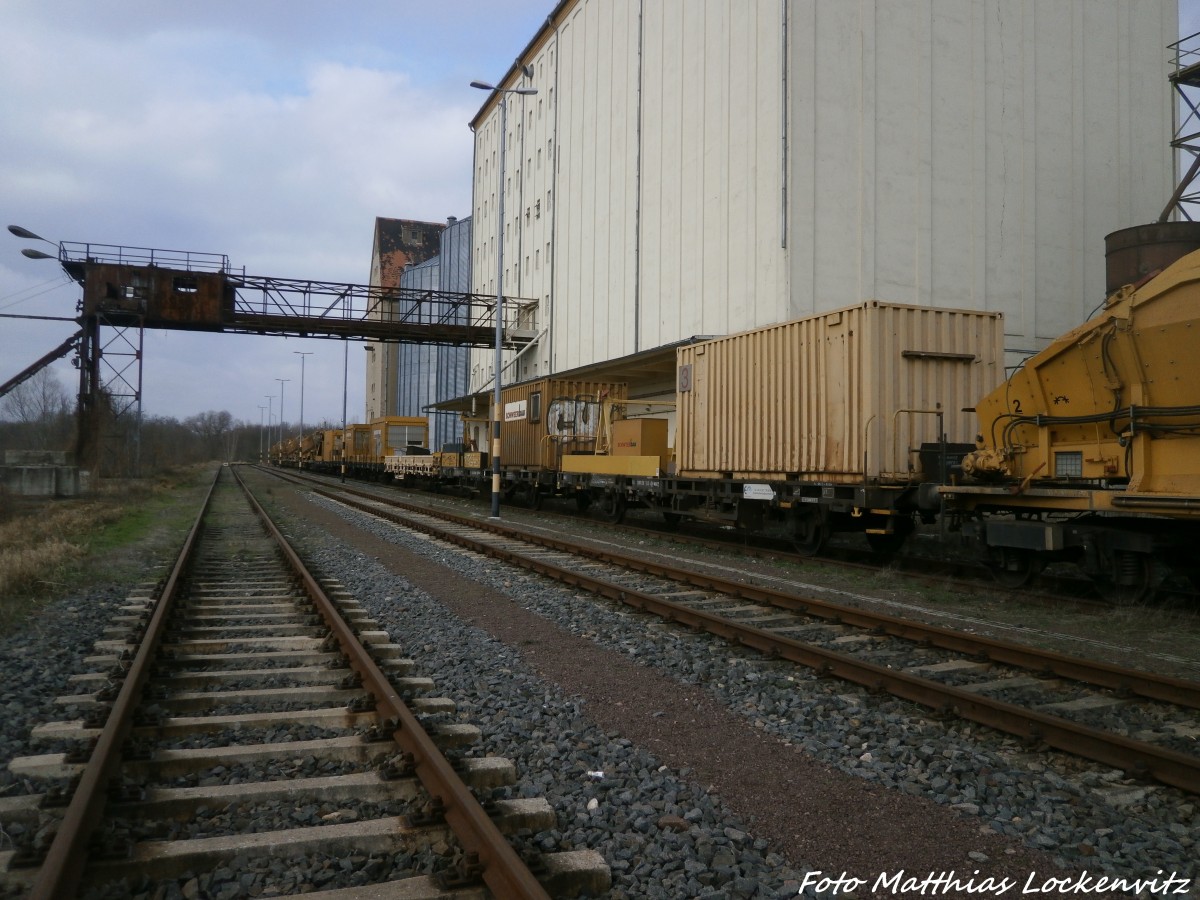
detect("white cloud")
[1,0,552,426]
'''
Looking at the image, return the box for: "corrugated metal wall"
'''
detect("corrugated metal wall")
[676,303,1005,481]
[499,378,628,470]
[471,0,1174,384]
[397,217,472,450]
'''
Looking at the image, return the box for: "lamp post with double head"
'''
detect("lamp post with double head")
[470,79,537,519]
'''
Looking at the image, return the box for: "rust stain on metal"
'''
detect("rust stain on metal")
[374,217,444,290]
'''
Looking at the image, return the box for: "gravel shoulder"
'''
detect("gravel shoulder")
[1,468,1193,900]
[257,472,1198,899]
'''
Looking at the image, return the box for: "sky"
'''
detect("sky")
[2,1,1199,432]
[0,0,554,431]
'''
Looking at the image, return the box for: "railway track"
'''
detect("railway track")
[0,466,608,898]
[289,469,1133,611]
[275,469,1200,797]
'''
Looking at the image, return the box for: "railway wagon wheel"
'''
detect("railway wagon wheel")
[793,506,830,557]
[1091,550,1155,605]
[574,491,592,512]
[984,546,1045,589]
[598,491,626,524]
[864,515,915,558]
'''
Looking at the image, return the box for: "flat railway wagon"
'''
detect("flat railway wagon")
[345,416,429,479]
[310,428,344,472]
[945,249,1200,601]
[561,301,1006,553]
[381,379,630,505]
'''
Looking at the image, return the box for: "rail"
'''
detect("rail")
[29,466,221,899]
[296,475,1200,795]
[234,468,551,898]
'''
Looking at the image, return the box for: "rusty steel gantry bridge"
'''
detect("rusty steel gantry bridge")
[3,238,536,472]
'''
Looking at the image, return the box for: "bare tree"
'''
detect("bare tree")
[184,410,234,461]
[0,367,73,450]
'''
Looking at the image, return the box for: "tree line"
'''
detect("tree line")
[0,368,318,475]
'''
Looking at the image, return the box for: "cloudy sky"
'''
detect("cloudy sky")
[3,1,1199,432]
[0,0,552,430]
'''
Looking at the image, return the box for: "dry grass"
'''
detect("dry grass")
[0,467,210,634]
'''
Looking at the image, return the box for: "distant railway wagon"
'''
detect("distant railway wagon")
[341,417,429,479]
[561,301,1006,551]
[315,429,343,466]
[486,378,628,505]
[271,252,1200,601]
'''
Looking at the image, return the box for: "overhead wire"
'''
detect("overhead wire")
[0,274,74,312]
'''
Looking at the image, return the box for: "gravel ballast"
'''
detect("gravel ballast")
[259,476,1197,899]
[1,471,1194,899]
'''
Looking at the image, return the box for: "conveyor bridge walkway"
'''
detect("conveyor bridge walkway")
[4,239,536,475]
[56,242,537,346]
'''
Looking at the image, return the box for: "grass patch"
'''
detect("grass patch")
[0,466,213,635]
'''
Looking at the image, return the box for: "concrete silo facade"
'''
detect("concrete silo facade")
[395,216,473,450]
[468,0,1175,387]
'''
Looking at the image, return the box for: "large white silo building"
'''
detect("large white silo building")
[467,0,1176,393]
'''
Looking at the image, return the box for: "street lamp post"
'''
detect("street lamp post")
[293,351,312,465]
[264,394,275,463]
[275,378,291,457]
[471,79,537,519]
[258,404,268,463]
[7,225,60,260]
[341,339,349,483]
[363,345,376,419]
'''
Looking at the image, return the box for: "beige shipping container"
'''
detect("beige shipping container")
[496,379,628,471]
[676,301,1005,482]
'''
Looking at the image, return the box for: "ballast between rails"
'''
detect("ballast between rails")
[18,466,585,899]
[272,472,1200,796]
[233,466,554,900]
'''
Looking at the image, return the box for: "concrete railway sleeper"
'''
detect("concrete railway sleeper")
[287,473,1200,797]
[0,465,608,899]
